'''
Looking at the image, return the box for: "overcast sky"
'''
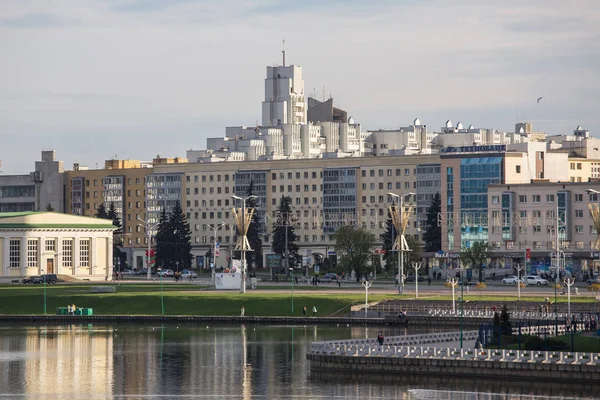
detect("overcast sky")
[1,0,599,173]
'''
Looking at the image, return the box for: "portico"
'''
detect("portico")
[0,212,116,281]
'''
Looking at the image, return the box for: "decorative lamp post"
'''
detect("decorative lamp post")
[448,278,459,314]
[41,268,47,315]
[137,216,159,280]
[157,268,164,315]
[564,277,575,318]
[412,262,422,299]
[232,195,257,294]
[290,266,295,315]
[362,278,373,318]
[516,263,524,301]
[387,192,416,295]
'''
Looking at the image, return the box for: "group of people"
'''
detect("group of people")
[302,305,318,317]
[66,304,77,315]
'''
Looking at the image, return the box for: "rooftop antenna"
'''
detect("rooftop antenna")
[282,39,286,67]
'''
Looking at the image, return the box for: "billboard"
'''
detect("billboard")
[267,253,281,269]
[196,256,205,269]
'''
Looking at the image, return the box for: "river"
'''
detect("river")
[0,323,592,399]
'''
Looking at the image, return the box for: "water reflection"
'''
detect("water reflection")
[0,323,590,399]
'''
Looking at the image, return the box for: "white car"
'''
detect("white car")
[156,269,174,278]
[181,269,198,279]
[525,275,549,286]
[502,275,522,284]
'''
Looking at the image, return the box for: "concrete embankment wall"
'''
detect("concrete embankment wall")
[307,353,600,384]
[0,314,489,326]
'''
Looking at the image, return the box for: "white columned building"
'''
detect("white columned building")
[0,212,115,281]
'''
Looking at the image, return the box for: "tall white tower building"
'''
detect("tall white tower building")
[261,56,306,126]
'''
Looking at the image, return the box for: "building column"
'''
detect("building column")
[74,234,80,276]
[91,236,97,276]
[2,238,9,277]
[56,236,63,275]
[20,236,27,277]
[107,233,113,278]
[37,236,44,275]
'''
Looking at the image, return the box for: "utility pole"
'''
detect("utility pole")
[138,216,159,280]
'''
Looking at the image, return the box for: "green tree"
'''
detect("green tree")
[96,203,109,219]
[245,180,263,269]
[460,240,491,282]
[500,304,512,335]
[154,208,172,270]
[405,234,422,272]
[333,225,376,277]
[422,192,442,252]
[169,201,192,271]
[271,196,299,269]
[380,204,396,275]
[107,202,125,267]
[45,203,54,212]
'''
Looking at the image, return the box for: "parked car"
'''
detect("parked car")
[502,275,522,284]
[405,275,424,283]
[156,269,174,278]
[181,269,198,279]
[321,273,339,282]
[525,275,549,286]
[40,274,58,284]
[22,276,42,284]
[122,269,134,275]
[133,269,147,276]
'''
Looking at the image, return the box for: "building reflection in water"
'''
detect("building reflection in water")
[0,323,592,399]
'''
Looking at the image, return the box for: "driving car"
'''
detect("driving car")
[181,269,198,279]
[40,274,58,284]
[524,275,549,286]
[587,276,600,285]
[322,273,339,282]
[405,275,424,283]
[156,269,174,278]
[502,275,522,284]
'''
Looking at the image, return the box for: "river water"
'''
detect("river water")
[0,323,593,399]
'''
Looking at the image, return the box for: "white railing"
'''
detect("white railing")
[311,330,479,349]
[309,343,600,366]
[426,309,573,320]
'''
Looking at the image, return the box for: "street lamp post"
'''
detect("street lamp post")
[138,216,160,280]
[289,266,295,315]
[157,268,164,315]
[460,264,464,349]
[232,195,257,294]
[362,279,373,317]
[388,192,416,295]
[209,222,226,282]
[448,278,459,313]
[41,268,46,315]
[412,262,422,299]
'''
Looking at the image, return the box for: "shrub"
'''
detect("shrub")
[523,335,568,351]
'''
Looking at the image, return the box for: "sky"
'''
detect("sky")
[1,0,599,173]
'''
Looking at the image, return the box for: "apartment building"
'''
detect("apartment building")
[64,159,155,269]
[440,143,569,254]
[151,153,439,269]
[0,151,64,213]
[488,182,600,278]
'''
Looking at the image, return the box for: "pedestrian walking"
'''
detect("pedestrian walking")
[240,306,245,317]
[377,331,384,346]
[427,276,431,286]
[302,306,307,317]
[312,306,317,317]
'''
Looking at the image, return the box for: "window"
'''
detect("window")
[62,239,73,268]
[518,195,527,203]
[532,195,541,203]
[387,169,392,176]
[312,172,317,179]
[378,170,384,177]
[9,239,20,268]
[296,172,300,179]
[576,225,584,234]
[370,170,374,177]
[79,239,90,267]
[272,173,276,180]
[547,194,555,203]
[519,210,527,219]
[27,239,38,268]
[575,210,584,218]
[45,239,56,253]
[378,183,384,190]
[546,210,555,219]
[404,168,410,176]
[288,173,292,179]
[575,194,583,202]
[491,196,500,205]
[533,225,541,233]
[361,170,366,177]
[516,165,521,173]
[577,163,582,170]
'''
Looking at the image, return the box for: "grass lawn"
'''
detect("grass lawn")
[496,333,600,353]
[0,284,397,317]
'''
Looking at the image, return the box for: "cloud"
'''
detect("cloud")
[0,12,71,28]
[0,0,598,173]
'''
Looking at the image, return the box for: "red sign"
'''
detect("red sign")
[526,248,531,261]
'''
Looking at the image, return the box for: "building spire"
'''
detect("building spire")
[282,39,286,67]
